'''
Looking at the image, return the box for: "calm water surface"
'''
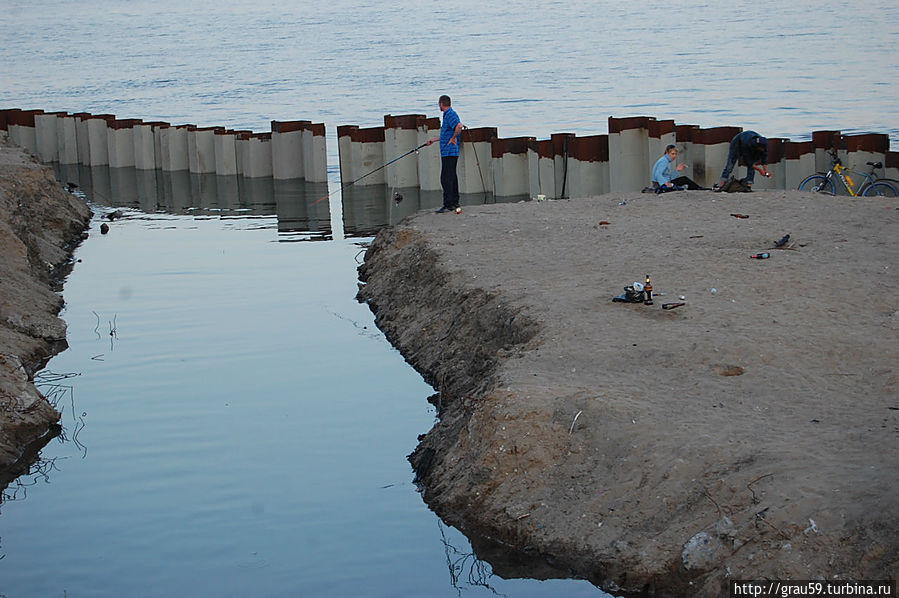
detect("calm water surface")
[2,1,897,595]
[1,208,604,597]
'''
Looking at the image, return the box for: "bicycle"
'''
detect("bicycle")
[798,148,898,197]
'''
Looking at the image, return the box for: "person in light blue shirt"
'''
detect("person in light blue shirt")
[651,144,703,191]
[426,95,463,212]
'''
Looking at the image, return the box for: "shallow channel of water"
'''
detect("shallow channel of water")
[0,195,606,596]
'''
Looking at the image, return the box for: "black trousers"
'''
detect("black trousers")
[669,175,703,190]
[440,155,460,208]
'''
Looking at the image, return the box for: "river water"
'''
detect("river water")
[1,1,897,596]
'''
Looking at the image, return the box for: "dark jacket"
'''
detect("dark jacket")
[734,130,768,166]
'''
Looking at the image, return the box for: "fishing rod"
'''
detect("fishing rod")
[312,140,431,206]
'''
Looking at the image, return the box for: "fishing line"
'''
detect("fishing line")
[312,141,430,206]
[463,126,491,203]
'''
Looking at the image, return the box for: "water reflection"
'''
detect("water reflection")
[52,164,332,241]
[0,372,83,512]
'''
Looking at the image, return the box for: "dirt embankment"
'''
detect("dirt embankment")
[0,133,91,480]
[357,193,898,596]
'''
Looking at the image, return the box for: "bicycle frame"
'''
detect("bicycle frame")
[821,152,877,196]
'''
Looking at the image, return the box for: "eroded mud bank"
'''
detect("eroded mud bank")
[357,196,897,597]
[0,135,91,477]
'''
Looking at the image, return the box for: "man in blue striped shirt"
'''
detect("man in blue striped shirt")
[427,95,463,212]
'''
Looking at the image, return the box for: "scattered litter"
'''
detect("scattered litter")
[612,284,644,303]
[618,200,627,206]
[710,288,718,294]
[662,302,686,310]
[598,220,610,226]
[750,252,770,259]
[679,295,686,300]
[804,519,820,535]
[568,410,583,435]
[689,235,704,239]
[536,194,547,202]
[773,234,791,248]
[730,213,749,219]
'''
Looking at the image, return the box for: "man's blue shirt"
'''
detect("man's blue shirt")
[440,107,460,157]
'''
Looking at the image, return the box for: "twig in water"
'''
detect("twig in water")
[93,311,101,339]
[108,314,118,351]
[568,410,582,435]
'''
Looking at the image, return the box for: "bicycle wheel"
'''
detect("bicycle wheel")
[862,182,898,197]
[798,175,835,195]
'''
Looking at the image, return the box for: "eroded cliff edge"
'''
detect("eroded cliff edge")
[0,134,91,478]
[357,196,897,597]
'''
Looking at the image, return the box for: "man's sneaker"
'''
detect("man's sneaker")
[435,207,452,213]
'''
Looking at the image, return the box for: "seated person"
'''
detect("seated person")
[652,145,704,191]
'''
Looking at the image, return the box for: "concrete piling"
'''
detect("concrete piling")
[59,114,79,165]
[35,112,63,162]
[189,126,219,174]
[691,126,741,187]
[565,135,610,198]
[783,141,814,190]
[271,120,308,180]
[8,109,41,155]
[528,139,553,199]
[302,123,328,183]
[384,115,424,188]
[458,127,496,196]
[337,125,386,186]
[491,137,534,198]
[87,115,115,166]
[166,125,191,171]
[550,134,575,199]
[608,117,652,192]
[214,129,239,176]
[134,122,164,170]
[242,133,273,178]
[416,116,441,192]
[74,113,92,165]
[107,119,140,168]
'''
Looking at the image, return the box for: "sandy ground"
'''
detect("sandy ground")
[358,189,898,596]
[0,134,91,479]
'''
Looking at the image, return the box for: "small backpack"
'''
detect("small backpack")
[717,177,752,193]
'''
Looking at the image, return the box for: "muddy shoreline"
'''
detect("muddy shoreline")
[0,134,91,480]
[357,193,898,596]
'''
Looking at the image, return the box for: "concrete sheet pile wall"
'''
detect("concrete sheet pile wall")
[4,107,897,197]
[334,112,897,199]
[1,108,327,182]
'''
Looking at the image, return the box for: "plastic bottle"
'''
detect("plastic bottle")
[644,274,653,305]
[750,252,770,259]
